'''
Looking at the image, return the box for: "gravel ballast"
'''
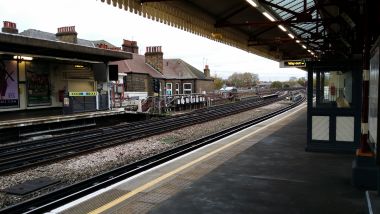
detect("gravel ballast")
[0,101,292,208]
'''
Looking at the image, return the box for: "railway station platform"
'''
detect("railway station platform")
[50,103,365,214]
[0,108,130,130]
[0,107,154,130]
[0,108,150,143]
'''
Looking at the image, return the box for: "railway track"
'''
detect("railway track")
[0,95,283,175]
[0,96,305,214]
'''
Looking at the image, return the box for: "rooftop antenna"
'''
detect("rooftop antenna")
[202,58,208,68]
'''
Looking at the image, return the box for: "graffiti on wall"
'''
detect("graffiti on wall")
[26,62,51,106]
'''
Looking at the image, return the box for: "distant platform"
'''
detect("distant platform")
[0,108,137,130]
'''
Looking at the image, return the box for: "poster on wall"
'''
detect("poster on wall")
[26,62,51,106]
[0,60,19,108]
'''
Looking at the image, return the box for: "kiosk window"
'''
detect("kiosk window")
[313,70,352,108]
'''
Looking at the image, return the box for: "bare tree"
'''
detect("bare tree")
[227,72,259,88]
[271,81,283,89]
[297,77,306,86]
[213,73,225,90]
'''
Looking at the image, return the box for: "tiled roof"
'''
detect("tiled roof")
[162,59,206,79]
[20,29,96,47]
[113,54,210,80]
[0,31,132,62]
[111,53,164,78]
[92,40,119,48]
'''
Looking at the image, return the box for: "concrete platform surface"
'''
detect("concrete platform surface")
[151,108,365,214]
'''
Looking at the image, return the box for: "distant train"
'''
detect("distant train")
[291,93,303,102]
[261,94,279,100]
[287,91,303,102]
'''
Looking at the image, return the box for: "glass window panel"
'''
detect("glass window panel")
[293,5,304,13]
[282,14,292,19]
[313,70,352,108]
[183,83,192,94]
[175,83,180,94]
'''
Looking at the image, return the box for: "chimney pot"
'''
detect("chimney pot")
[2,21,18,34]
[122,39,139,53]
[145,46,164,73]
[56,25,77,43]
[204,65,210,78]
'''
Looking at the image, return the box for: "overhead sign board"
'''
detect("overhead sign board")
[280,60,306,68]
[69,91,97,96]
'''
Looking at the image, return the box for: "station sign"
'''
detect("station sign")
[69,91,97,96]
[280,60,306,68]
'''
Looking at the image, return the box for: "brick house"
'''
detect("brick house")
[111,40,214,97]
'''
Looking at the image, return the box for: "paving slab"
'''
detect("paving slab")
[150,111,366,214]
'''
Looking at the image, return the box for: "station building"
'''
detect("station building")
[0,21,131,114]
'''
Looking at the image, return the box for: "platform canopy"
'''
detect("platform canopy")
[101,0,379,61]
[0,33,132,63]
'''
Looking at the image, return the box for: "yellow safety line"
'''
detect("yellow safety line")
[88,104,306,214]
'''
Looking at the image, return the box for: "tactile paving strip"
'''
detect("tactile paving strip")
[110,134,276,213]
[60,189,129,214]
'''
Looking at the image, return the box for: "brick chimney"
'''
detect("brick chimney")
[122,39,139,54]
[145,46,163,73]
[56,26,77,43]
[2,21,18,34]
[97,43,108,49]
[204,65,210,78]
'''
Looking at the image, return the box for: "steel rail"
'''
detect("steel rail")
[0,97,283,174]
[0,96,267,153]
[0,98,270,157]
[0,97,262,153]
[0,97,304,214]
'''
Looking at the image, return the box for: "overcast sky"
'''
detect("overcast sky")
[0,0,306,81]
